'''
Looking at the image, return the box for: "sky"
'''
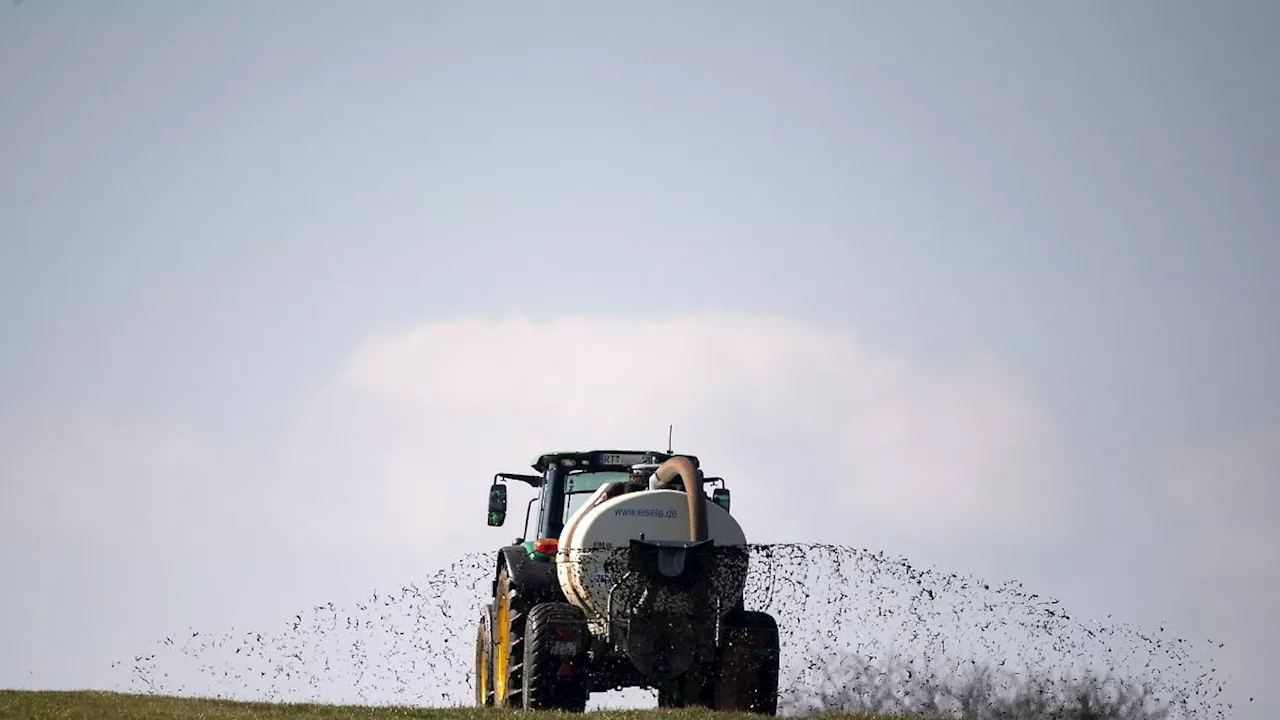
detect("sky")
[1,1,1277,716]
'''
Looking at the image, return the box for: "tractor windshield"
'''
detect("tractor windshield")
[564,471,628,520]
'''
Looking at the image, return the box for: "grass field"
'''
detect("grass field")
[0,691,917,720]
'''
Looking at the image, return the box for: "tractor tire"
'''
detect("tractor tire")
[522,602,590,712]
[493,566,529,709]
[474,604,494,707]
[713,610,780,715]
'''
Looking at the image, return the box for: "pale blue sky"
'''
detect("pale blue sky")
[2,2,1277,717]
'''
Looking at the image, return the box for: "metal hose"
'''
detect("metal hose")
[653,456,707,542]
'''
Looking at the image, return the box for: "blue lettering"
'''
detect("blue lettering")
[613,507,679,518]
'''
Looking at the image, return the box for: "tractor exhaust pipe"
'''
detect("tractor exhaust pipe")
[652,456,708,542]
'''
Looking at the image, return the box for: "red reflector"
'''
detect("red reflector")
[534,538,559,554]
[553,626,578,641]
[558,662,576,678]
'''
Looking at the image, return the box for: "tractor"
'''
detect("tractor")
[474,450,781,713]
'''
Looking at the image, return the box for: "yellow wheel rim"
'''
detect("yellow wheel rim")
[478,628,489,704]
[494,592,510,704]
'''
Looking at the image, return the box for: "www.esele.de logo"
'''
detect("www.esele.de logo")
[613,507,679,518]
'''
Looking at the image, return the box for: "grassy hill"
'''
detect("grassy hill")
[0,691,913,720]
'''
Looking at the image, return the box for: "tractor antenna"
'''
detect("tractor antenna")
[667,424,673,454]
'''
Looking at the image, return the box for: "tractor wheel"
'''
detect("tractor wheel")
[493,566,528,709]
[522,602,590,712]
[713,610,780,715]
[474,604,494,707]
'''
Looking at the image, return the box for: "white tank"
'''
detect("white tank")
[556,488,747,620]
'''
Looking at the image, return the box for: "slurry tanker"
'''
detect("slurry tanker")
[475,450,780,713]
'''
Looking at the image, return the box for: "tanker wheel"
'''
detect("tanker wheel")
[657,664,714,709]
[474,604,494,707]
[493,566,528,709]
[713,610,780,715]
[522,602,589,712]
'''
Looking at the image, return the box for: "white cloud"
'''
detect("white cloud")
[341,313,1069,547]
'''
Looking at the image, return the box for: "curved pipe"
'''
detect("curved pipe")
[653,456,707,542]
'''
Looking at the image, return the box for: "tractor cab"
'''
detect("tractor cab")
[485,449,731,541]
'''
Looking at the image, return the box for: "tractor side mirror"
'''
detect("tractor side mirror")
[712,488,731,513]
[487,483,508,527]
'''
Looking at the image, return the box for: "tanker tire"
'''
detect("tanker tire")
[495,566,527,709]
[474,604,495,707]
[656,681,685,709]
[522,603,589,712]
[657,664,714,709]
[713,611,780,715]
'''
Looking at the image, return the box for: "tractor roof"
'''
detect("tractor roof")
[531,449,700,474]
